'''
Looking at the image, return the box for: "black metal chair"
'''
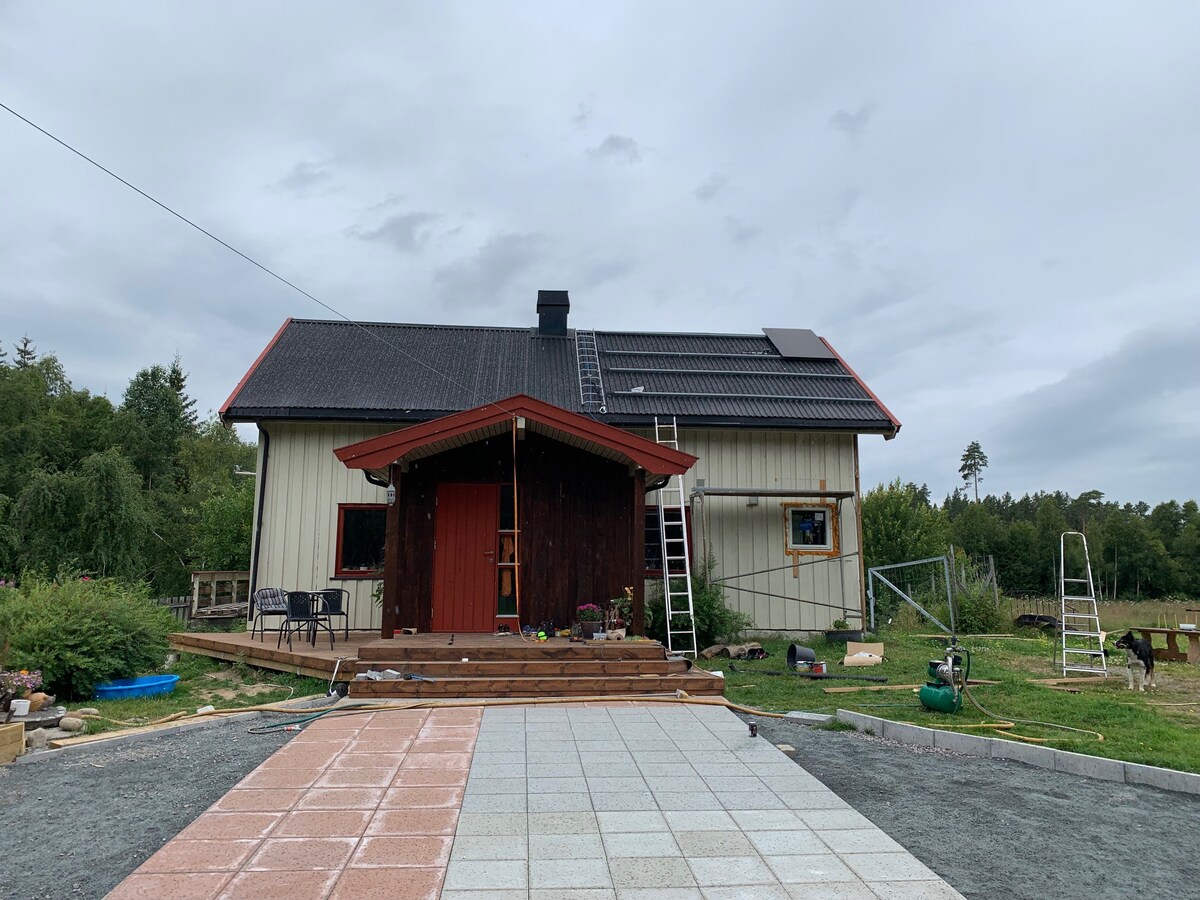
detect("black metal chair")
[314,588,351,640]
[278,591,334,651]
[250,587,289,641]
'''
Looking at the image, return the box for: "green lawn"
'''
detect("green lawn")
[696,628,1200,773]
[73,654,328,736]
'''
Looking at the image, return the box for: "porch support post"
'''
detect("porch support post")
[381,463,400,640]
[632,471,646,635]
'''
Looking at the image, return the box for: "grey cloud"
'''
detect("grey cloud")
[694,172,729,202]
[582,257,635,288]
[829,102,878,138]
[588,134,642,164]
[349,212,439,254]
[270,160,334,194]
[725,217,761,246]
[432,232,548,307]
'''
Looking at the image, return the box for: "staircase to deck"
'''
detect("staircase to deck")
[348,638,725,699]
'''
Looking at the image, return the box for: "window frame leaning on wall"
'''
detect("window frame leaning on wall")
[782,500,840,557]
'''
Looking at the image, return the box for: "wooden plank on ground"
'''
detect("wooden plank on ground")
[822,679,1000,694]
[1,722,25,764]
[1030,677,1109,685]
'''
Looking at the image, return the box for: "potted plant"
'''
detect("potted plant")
[576,603,603,638]
[606,586,633,640]
[824,619,864,643]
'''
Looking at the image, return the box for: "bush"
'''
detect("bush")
[646,554,752,648]
[0,575,176,698]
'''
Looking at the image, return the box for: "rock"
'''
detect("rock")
[58,716,86,732]
[74,708,100,716]
[25,728,49,751]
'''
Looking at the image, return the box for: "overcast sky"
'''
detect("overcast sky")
[2,2,1198,505]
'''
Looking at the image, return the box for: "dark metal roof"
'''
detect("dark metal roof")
[221,318,899,436]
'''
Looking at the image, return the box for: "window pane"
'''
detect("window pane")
[790,509,829,548]
[500,487,515,531]
[645,509,663,571]
[340,507,386,571]
[497,567,517,616]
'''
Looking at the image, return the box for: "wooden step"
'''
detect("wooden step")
[348,672,725,699]
[351,659,687,677]
[356,639,668,662]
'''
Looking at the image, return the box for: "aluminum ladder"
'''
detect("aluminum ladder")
[1057,531,1107,677]
[574,329,606,414]
[654,417,697,657]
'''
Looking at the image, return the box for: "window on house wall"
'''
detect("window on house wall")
[336,504,387,577]
[645,506,693,575]
[783,503,839,555]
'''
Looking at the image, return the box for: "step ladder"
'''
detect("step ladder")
[654,417,697,657]
[1057,531,1107,677]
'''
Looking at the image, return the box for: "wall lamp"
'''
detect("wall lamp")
[386,482,396,506]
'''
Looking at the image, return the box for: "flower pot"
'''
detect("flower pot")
[10,698,30,716]
[580,621,601,638]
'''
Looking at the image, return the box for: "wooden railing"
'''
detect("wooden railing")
[190,570,252,618]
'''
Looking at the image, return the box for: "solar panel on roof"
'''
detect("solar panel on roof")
[762,328,836,360]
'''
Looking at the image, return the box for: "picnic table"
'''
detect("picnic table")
[1131,627,1200,664]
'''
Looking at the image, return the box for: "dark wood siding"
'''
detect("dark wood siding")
[388,432,640,634]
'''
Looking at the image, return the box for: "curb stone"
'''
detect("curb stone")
[834,709,1200,796]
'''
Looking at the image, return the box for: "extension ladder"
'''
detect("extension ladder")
[654,417,697,657]
[1058,531,1107,677]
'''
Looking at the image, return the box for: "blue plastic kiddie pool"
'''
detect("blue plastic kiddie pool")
[93,674,180,699]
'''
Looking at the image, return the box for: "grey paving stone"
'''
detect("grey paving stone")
[645,776,711,793]
[786,883,877,899]
[699,776,768,793]
[816,827,905,854]
[663,810,738,832]
[841,852,937,881]
[686,856,778,887]
[683,750,739,764]
[474,738,527,752]
[529,792,595,813]
[444,858,529,891]
[703,886,793,900]
[716,791,785,810]
[449,833,529,860]
[470,763,529,779]
[745,829,827,856]
[615,889,703,900]
[578,752,636,767]
[867,880,965,899]
[462,792,528,813]
[596,810,669,833]
[609,856,697,889]
[590,791,658,811]
[776,790,850,810]
[472,751,528,765]
[630,750,688,763]
[762,853,858,884]
[636,762,699,777]
[673,830,755,857]
[601,830,682,858]
[442,891,527,900]
[690,763,754,778]
[530,833,605,859]
[529,763,586,778]
[531,776,589,794]
[793,809,874,830]
[728,809,804,831]
[456,812,529,835]
[576,740,624,752]
[1053,748,1127,782]
[655,792,724,811]
[756,773,824,792]
[586,776,648,793]
[528,812,601,835]
[532,890,617,900]
[530,857,613,890]
[466,777,529,795]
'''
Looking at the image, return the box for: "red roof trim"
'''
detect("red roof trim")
[219,317,293,419]
[819,337,901,438]
[335,394,698,475]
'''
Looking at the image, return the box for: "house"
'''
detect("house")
[220,291,899,639]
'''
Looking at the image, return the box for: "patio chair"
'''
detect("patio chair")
[314,588,351,640]
[278,591,335,651]
[249,587,289,641]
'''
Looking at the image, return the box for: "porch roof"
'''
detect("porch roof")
[333,393,698,477]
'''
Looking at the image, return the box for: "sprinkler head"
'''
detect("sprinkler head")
[748,720,758,738]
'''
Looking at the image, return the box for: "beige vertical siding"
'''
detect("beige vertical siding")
[674,429,862,633]
[252,422,398,631]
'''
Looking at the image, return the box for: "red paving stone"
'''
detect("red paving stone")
[109,707,481,900]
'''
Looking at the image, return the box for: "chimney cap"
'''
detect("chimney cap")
[537,290,570,310]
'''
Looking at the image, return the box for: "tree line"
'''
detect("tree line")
[0,336,255,595]
[862,479,1200,600]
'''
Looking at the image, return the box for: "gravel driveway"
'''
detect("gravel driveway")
[753,715,1200,900]
[2,710,1196,900]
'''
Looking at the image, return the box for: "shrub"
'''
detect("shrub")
[0,575,176,698]
[646,554,752,648]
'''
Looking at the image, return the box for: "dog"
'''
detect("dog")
[1113,631,1155,691]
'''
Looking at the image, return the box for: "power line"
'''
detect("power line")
[0,99,494,410]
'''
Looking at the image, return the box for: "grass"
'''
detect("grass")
[70,653,328,736]
[696,627,1200,773]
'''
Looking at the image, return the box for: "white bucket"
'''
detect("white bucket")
[10,698,31,716]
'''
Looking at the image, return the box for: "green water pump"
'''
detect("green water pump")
[918,639,970,714]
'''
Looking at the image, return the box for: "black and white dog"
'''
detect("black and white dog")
[1113,631,1155,692]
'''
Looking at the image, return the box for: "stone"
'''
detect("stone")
[25,728,49,751]
[74,707,100,716]
[58,716,86,732]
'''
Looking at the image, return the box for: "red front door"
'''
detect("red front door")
[431,483,500,632]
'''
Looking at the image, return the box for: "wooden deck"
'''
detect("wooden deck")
[169,631,726,698]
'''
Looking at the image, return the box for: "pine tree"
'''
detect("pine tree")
[13,335,36,369]
[0,338,7,367]
[958,441,989,502]
[168,355,199,431]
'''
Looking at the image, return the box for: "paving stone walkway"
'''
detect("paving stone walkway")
[108,702,962,899]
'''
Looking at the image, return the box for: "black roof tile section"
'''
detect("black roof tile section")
[223,319,898,435]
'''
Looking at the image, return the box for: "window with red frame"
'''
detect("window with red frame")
[335,504,386,577]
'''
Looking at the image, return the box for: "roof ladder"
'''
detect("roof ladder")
[1056,531,1108,678]
[654,417,697,658]
[575,329,606,414]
